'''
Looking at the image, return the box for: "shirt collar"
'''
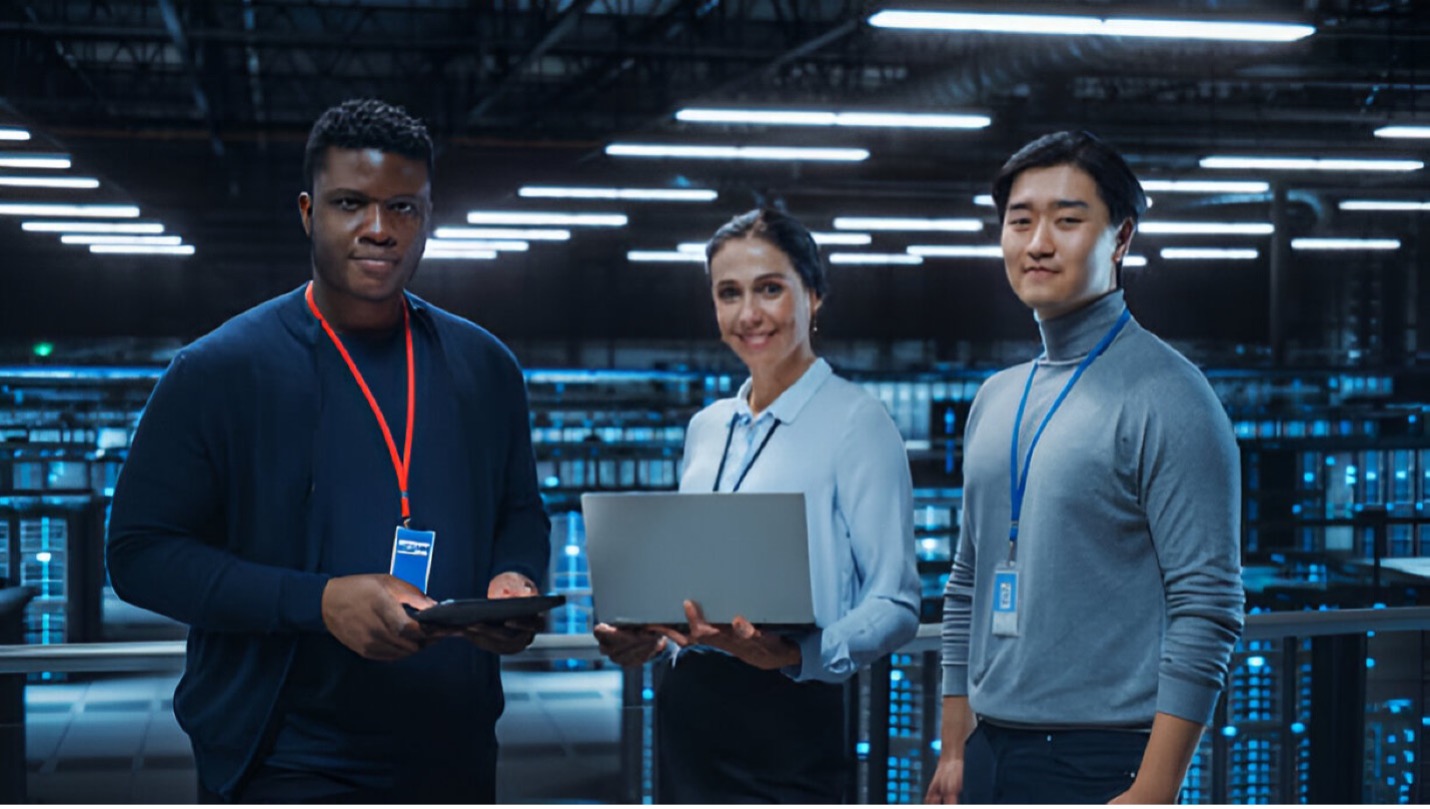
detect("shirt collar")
[732,357,833,425]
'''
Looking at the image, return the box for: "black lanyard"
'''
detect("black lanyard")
[712,414,781,493]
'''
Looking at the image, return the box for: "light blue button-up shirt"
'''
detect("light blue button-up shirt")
[680,358,921,683]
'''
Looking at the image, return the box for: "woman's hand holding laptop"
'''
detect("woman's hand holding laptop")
[653,600,802,670]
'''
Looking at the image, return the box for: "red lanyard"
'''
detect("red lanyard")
[304,281,416,521]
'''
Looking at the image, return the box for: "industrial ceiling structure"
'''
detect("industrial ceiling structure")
[0,1,1427,365]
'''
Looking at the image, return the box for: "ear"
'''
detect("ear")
[298,192,313,237]
[809,290,823,317]
[1111,218,1135,264]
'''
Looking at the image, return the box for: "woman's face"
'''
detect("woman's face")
[708,236,821,377]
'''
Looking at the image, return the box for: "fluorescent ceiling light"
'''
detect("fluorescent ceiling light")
[518,186,718,202]
[427,239,528,252]
[60,234,182,246]
[867,10,1314,42]
[812,231,872,246]
[605,143,870,162]
[1139,221,1274,235]
[973,194,994,207]
[466,211,627,227]
[89,244,194,256]
[628,250,705,263]
[434,227,570,241]
[1139,179,1270,194]
[829,253,924,265]
[1374,125,1430,139]
[0,175,98,189]
[1200,156,1423,172]
[1291,238,1400,251]
[675,108,990,129]
[907,244,1150,267]
[21,220,164,233]
[422,249,498,260]
[0,203,138,217]
[908,245,1002,258]
[1160,248,1259,260]
[676,232,872,251]
[0,154,71,170]
[0,128,31,141]
[833,216,982,232]
[1338,200,1430,212]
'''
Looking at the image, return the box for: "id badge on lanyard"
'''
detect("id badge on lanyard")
[390,525,436,592]
[307,282,435,591]
[991,562,1020,637]
[999,308,1130,639]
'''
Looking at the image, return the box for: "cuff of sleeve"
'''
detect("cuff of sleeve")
[278,571,332,633]
[1156,673,1222,725]
[783,629,854,683]
[942,664,969,697]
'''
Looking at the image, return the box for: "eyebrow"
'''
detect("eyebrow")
[1007,199,1091,211]
[717,271,789,285]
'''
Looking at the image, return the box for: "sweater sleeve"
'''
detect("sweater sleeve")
[1141,380,1245,724]
[940,491,976,696]
[105,350,330,633]
[488,362,552,588]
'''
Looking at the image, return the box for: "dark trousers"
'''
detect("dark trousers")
[960,722,1149,804]
[655,649,850,803]
[198,747,498,804]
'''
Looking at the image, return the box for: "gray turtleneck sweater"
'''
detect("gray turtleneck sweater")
[941,290,1244,728]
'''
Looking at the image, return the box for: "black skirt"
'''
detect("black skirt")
[654,647,851,803]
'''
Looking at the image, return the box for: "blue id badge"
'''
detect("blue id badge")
[390,525,435,592]
[991,563,1019,637]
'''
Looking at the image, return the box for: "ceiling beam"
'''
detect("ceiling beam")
[156,0,224,157]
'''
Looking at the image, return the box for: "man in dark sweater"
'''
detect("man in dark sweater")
[106,99,551,803]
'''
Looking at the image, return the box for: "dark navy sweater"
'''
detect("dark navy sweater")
[106,285,551,798]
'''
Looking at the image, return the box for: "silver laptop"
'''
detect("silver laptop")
[581,492,816,627]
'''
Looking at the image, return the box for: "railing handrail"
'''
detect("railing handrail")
[1,605,1426,675]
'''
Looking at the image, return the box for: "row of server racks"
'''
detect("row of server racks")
[1,364,1426,801]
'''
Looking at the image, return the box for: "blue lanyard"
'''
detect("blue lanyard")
[713,414,781,493]
[1008,308,1131,560]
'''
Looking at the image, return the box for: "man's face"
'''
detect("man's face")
[298,147,431,307]
[1000,163,1131,320]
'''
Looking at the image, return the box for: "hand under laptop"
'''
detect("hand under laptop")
[594,598,801,671]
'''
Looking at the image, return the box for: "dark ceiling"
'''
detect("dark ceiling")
[0,0,1427,365]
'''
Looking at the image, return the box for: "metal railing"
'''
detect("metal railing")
[1,606,1426,804]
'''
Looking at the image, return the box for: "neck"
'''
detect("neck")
[1037,288,1127,362]
[747,352,817,415]
[311,279,404,333]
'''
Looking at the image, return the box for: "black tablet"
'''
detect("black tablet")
[406,595,566,628]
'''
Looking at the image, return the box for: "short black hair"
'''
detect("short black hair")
[705,207,828,299]
[302,98,433,192]
[992,130,1147,228]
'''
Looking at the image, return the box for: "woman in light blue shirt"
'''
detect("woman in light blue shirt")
[595,207,921,802]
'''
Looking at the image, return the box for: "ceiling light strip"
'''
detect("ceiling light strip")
[605,143,870,162]
[867,10,1314,42]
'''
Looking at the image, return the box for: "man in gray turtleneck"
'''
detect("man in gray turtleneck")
[925,132,1244,805]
